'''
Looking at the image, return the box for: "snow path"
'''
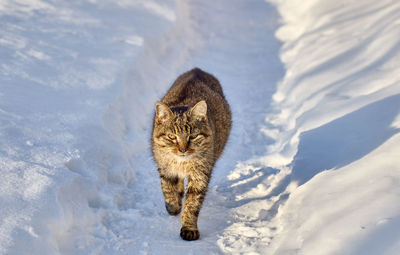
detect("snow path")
[81,0,283,254]
[0,0,283,254]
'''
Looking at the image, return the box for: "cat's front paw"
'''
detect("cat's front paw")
[180,226,200,241]
[165,202,181,216]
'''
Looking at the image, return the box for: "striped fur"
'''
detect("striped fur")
[151,68,231,241]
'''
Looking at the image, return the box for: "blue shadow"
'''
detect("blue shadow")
[291,94,400,185]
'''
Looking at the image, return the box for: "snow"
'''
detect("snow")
[1,0,399,254]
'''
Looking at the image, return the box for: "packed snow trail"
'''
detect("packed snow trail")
[78,0,283,254]
[0,0,282,254]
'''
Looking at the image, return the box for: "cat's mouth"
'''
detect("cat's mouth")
[177,153,190,157]
[175,153,194,160]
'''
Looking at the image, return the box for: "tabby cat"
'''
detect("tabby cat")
[151,68,231,241]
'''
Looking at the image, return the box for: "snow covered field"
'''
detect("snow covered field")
[1,0,399,254]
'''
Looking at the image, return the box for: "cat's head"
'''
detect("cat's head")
[152,100,213,160]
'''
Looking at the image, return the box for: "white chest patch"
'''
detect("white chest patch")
[166,155,194,179]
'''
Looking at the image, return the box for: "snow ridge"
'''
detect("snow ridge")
[218,0,400,254]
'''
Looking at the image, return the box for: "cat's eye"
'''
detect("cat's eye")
[168,134,176,140]
[190,134,199,139]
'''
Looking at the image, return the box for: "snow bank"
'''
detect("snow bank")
[219,0,400,253]
[263,0,400,169]
[0,0,173,253]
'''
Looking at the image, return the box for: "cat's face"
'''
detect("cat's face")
[152,101,212,160]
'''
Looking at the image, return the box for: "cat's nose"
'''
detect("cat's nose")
[178,143,188,153]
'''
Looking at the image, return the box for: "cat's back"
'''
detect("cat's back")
[162,68,226,106]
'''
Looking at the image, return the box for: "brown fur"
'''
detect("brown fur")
[151,68,231,241]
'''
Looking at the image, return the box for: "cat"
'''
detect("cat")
[151,68,231,241]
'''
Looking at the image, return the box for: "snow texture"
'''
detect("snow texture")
[0,0,399,254]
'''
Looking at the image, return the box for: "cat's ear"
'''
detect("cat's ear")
[190,100,207,121]
[155,102,172,123]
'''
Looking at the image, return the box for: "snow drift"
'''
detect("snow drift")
[218,0,400,254]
